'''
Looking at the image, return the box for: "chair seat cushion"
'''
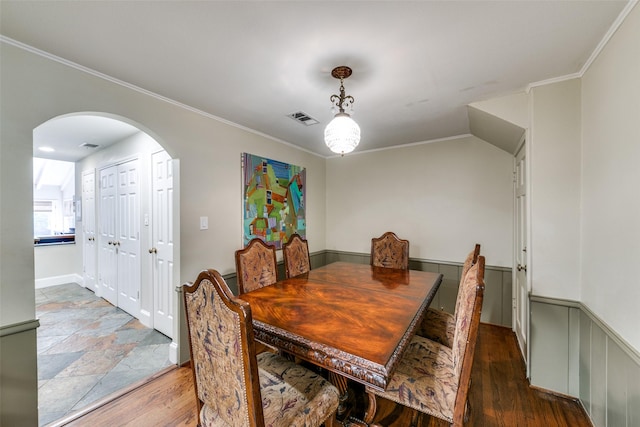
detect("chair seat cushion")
[369,335,457,423]
[201,352,339,427]
[417,307,455,348]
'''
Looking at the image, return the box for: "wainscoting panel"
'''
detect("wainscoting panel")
[630,353,640,426]
[410,258,512,328]
[530,301,571,393]
[225,249,513,328]
[591,314,610,427]
[608,336,629,427]
[502,270,513,327]
[568,307,580,397]
[579,311,592,418]
[435,264,460,314]
[533,296,640,427]
[0,320,39,426]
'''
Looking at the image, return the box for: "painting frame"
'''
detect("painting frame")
[241,153,306,249]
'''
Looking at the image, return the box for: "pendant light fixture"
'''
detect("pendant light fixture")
[324,66,361,155]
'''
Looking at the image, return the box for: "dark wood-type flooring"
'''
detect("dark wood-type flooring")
[59,324,591,427]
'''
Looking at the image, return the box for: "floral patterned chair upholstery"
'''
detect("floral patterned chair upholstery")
[363,256,485,427]
[183,269,340,427]
[370,231,410,270]
[282,233,311,278]
[417,244,481,347]
[235,238,278,294]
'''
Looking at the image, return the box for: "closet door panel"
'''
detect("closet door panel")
[98,165,118,306]
[116,159,141,316]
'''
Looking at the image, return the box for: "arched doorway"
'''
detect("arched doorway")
[33,113,180,425]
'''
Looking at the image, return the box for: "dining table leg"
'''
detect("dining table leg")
[328,371,350,419]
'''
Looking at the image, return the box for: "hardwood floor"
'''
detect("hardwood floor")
[61,324,592,427]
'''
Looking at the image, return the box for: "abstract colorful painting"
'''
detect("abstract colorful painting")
[242,153,306,249]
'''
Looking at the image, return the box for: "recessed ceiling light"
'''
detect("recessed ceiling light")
[38,147,55,153]
[79,142,100,149]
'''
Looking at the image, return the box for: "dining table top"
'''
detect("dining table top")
[237,261,443,391]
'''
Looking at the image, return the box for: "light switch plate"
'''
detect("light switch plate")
[200,216,208,230]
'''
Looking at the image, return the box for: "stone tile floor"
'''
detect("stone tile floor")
[36,283,173,426]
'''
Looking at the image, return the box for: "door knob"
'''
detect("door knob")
[517,264,527,272]
[108,241,113,245]
[149,247,157,254]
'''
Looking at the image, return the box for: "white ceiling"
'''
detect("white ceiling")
[33,157,74,190]
[34,115,141,162]
[1,0,632,158]
[32,116,140,187]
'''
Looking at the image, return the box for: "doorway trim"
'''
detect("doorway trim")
[513,132,532,377]
[33,111,181,364]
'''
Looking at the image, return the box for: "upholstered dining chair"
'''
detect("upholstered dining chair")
[183,269,340,427]
[235,238,278,294]
[282,233,311,278]
[364,256,485,427]
[417,244,481,347]
[370,231,410,270]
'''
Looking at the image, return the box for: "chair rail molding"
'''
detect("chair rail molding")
[0,318,40,337]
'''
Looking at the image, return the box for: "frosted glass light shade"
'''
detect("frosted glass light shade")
[324,113,361,155]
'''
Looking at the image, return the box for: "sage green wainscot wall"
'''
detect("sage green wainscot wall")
[221,250,513,328]
[530,296,640,427]
[0,320,39,427]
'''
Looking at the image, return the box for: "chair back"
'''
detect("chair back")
[235,238,278,294]
[282,233,311,278]
[451,255,485,425]
[370,231,409,270]
[461,243,481,280]
[453,243,481,318]
[183,269,265,427]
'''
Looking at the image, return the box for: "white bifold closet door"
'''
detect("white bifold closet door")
[98,159,141,316]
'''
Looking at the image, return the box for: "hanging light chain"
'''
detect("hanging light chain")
[330,77,355,114]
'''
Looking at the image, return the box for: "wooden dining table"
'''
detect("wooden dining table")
[237,261,443,418]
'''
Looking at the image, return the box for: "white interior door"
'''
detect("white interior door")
[82,169,97,292]
[514,142,529,366]
[99,165,118,305]
[151,151,174,338]
[116,159,141,316]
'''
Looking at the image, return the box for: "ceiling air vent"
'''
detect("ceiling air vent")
[79,143,100,149]
[288,111,319,126]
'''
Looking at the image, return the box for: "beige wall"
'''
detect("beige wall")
[0,41,327,422]
[3,5,638,423]
[526,8,640,425]
[581,3,640,352]
[529,78,582,301]
[1,42,327,289]
[34,244,80,282]
[326,135,514,268]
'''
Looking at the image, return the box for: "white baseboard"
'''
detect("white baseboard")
[169,341,178,364]
[35,274,83,289]
[138,309,152,328]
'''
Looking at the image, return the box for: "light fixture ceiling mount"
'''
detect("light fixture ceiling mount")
[324,66,361,156]
[331,65,353,81]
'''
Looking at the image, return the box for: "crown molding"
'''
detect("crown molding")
[0,35,323,159]
[329,134,474,158]
[527,0,638,91]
